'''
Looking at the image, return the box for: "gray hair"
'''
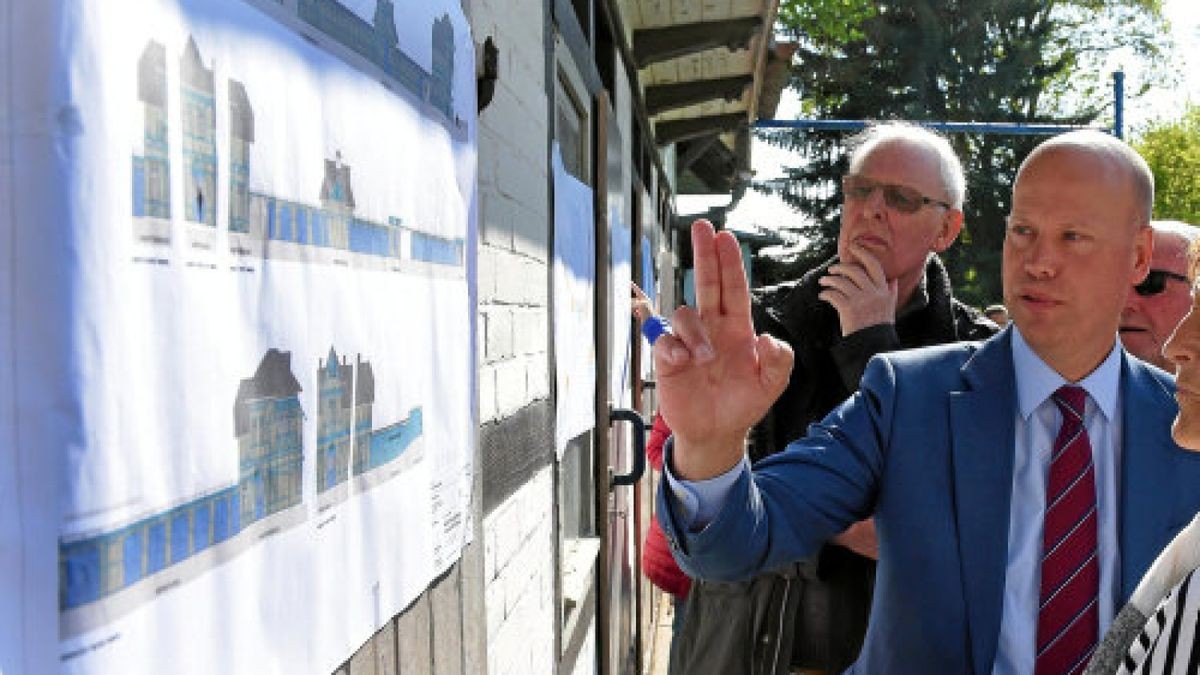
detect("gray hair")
[1022,130,1155,225]
[846,122,967,209]
[1152,219,1200,244]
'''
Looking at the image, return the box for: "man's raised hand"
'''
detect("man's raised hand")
[653,220,793,480]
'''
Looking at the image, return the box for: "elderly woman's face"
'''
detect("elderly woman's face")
[1165,285,1200,450]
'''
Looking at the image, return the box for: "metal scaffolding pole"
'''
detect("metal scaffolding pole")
[754,71,1127,139]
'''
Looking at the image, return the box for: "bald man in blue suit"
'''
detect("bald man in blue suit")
[652,131,1200,674]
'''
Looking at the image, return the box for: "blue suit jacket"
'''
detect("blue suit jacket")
[657,330,1200,674]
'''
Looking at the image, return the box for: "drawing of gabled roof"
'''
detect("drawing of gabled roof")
[229,80,255,142]
[320,157,356,209]
[181,36,214,93]
[138,41,167,106]
[234,349,303,435]
[356,356,375,405]
[323,346,354,409]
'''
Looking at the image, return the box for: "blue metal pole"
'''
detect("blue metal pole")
[1113,70,1125,139]
[754,119,1107,136]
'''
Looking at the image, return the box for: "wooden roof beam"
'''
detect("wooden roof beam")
[644,75,754,116]
[633,17,761,69]
[656,112,746,146]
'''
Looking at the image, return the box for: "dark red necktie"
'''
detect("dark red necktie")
[1035,385,1099,675]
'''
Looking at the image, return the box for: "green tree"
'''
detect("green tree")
[757,0,1170,306]
[1135,104,1200,224]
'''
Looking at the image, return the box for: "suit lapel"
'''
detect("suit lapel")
[949,331,1016,675]
[1119,356,1181,599]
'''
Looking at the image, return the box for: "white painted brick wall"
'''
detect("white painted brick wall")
[484,467,556,675]
[472,0,549,427]
[468,1,558,673]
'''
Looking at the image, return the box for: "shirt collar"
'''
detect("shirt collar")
[1011,325,1122,422]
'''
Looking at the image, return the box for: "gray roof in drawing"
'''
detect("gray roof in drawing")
[234,349,303,435]
[356,356,375,406]
[180,37,214,93]
[229,80,255,142]
[323,346,353,409]
[138,41,167,106]
[320,158,356,209]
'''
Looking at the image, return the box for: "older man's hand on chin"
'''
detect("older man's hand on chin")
[651,219,794,481]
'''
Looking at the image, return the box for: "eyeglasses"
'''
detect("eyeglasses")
[841,175,953,214]
[1134,269,1190,297]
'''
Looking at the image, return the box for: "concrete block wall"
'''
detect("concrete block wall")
[483,467,557,675]
[470,0,558,674]
[473,0,551,422]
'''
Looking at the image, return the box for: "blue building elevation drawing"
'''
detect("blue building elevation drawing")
[130,35,466,274]
[132,41,171,244]
[317,346,424,510]
[292,0,456,122]
[59,349,306,637]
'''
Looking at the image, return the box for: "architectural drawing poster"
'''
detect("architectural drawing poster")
[0,0,477,672]
[551,144,596,457]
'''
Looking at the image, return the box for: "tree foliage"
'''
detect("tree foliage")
[1134,104,1200,224]
[757,0,1170,305]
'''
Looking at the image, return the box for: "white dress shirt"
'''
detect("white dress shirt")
[995,327,1123,674]
[665,326,1126,673]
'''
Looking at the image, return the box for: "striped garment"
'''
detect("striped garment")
[1117,568,1200,673]
[1087,514,1200,674]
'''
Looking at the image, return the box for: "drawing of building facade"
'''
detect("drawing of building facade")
[228,81,255,234]
[319,153,354,250]
[181,37,217,229]
[429,14,454,119]
[132,41,171,243]
[235,349,305,521]
[59,350,305,616]
[128,34,463,269]
[290,0,456,124]
[361,407,422,473]
[317,348,353,493]
[251,154,465,267]
[352,356,374,475]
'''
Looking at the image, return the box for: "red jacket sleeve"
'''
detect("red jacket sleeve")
[646,412,671,471]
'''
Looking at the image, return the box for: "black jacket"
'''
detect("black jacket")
[671,254,998,675]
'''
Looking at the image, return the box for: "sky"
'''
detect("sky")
[680,0,1200,238]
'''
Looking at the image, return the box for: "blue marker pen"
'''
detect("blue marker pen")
[641,315,671,346]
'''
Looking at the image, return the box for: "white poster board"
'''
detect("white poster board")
[0,0,477,672]
[552,144,596,457]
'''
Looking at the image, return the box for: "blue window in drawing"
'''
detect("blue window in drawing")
[147,521,166,574]
[412,233,461,265]
[325,447,337,489]
[193,502,211,552]
[229,492,241,533]
[213,495,229,543]
[311,212,323,247]
[267,198,277,239]
[123,529,144,586]
[296,208,309,244]
[254,473,265,520]
[133,157,146,217]
[61,541,101,609]
[279,205,293,241]
[170,512,189,564]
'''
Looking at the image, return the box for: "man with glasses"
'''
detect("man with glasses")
[671,123,997,675]
[654,130,1200,674]
[1120,220,1199,372]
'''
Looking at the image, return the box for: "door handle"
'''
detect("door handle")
[609,407,646,488]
